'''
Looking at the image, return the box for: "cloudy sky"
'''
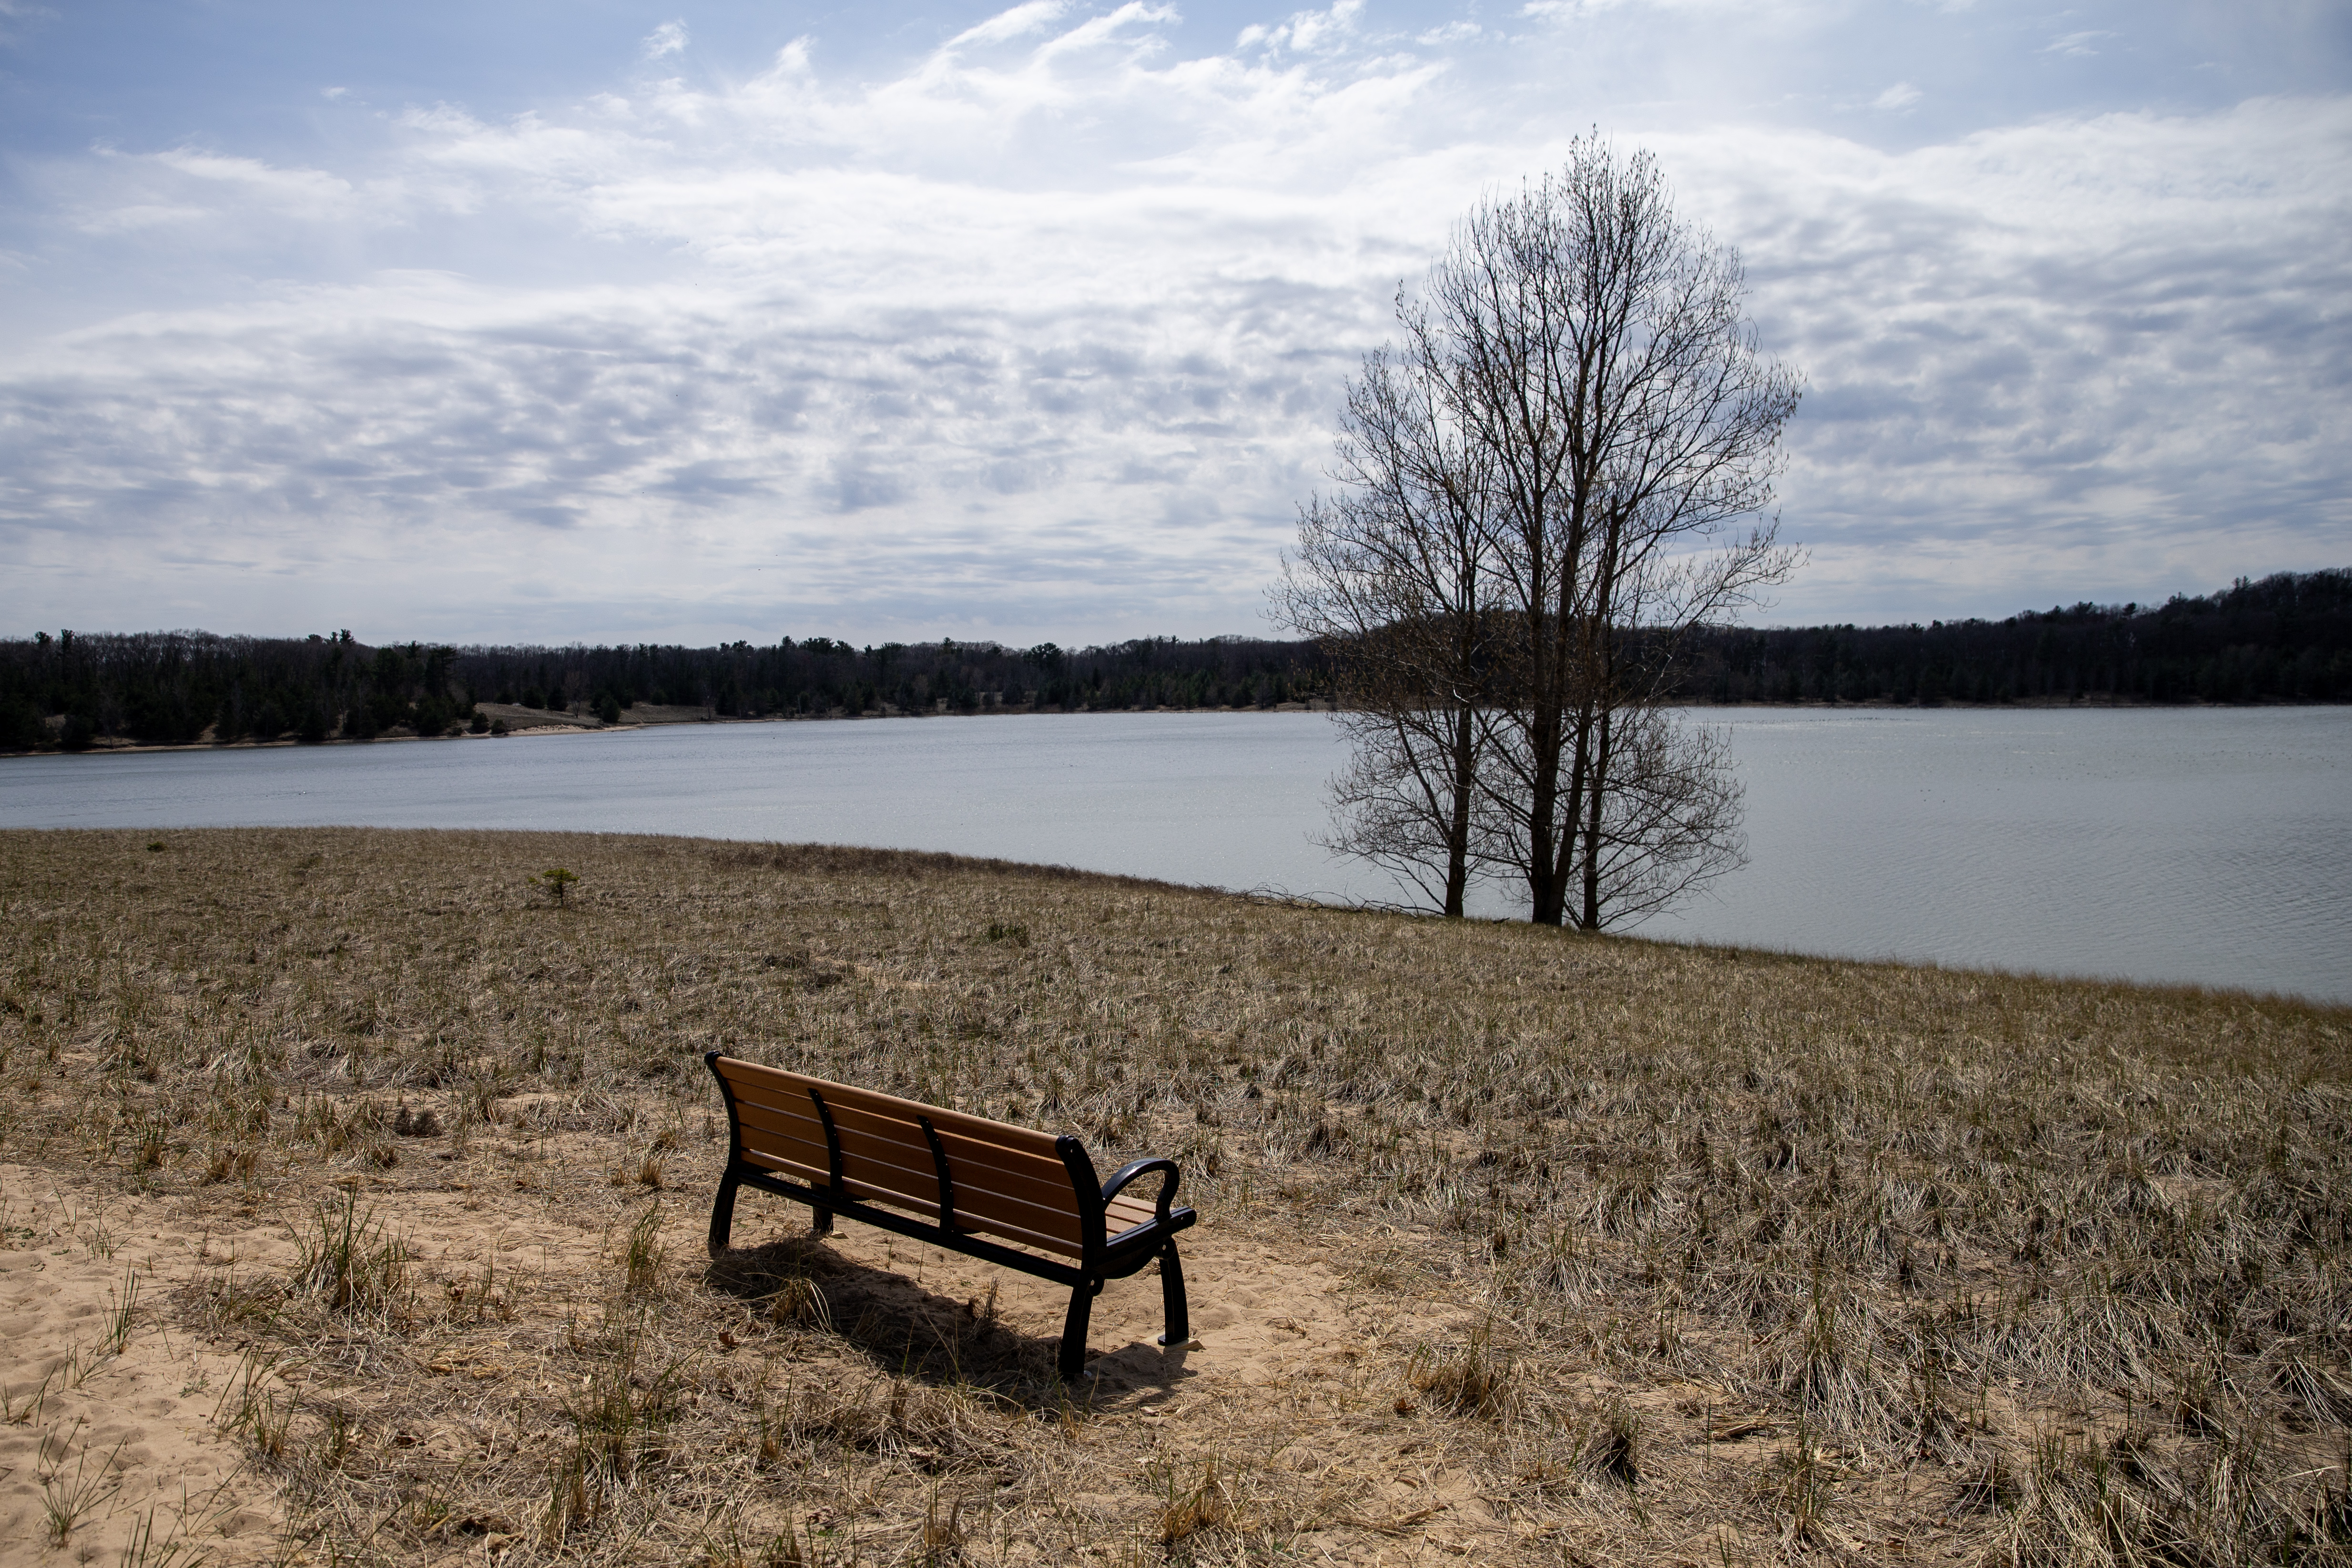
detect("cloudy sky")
[2,0,2346,646]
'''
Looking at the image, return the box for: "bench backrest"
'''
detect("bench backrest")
[708,1055,1095,1258]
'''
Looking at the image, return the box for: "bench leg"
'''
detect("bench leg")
[1157,1240,1190,1348]
[707,1170,742,1258]
[1059,1279,1099,1382]
[811,1207,834,1238]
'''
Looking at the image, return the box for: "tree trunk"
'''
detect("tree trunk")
[1578,701,1613,929]
[1443,701,1476,917]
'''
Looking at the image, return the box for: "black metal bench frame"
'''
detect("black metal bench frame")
[703,1052,1195,1381]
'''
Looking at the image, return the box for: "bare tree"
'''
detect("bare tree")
[1273,323,1502,916]
[1283,137,1799,928]
[1446,139,1801,927]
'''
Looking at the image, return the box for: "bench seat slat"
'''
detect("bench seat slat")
[1106,1193,1160,1231]
[828,1140,1086,1247]
[835,1185,1086,1258]
[737,1152,1088,1258]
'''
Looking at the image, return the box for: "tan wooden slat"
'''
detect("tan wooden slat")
[715,1057,1093,1252]
[1105,1194,1161,1231]
[836,1175,939,1214]
[790,1125,1081,1251]
[716,1059,1063,1160]
[806,1080,1064,1161]
[819,1098,939,1152]
[733,1100,837,1147]
[947,1174,1091,1235]
[929,1206,1084,1258]
[728,1088,829,1135]
[927,1125,1076,1187]
[953,1212,1084,1258]
[732,1118,831,1163]
[929,1132,1091,1226]
[738,1156,1081,1256]
[731,1069,1079,1212]
[791,1126,1083,1249]
[948,1191,1084,1246]
[825,1175,1079,1254]
[741,1147,829,1185]
[740,1133,831,1176]
[816,1174,1082,1258]
[816,1100,1077,1205]
[828,1123,946,1203]
[732,1129,828,1169]
[732,1094,1083,1243]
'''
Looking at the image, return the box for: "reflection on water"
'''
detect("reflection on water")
[2,706,2345,1004]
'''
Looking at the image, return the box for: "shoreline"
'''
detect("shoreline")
[5,691,2345,761]
[1,699,1336,759]
[2,822,2344,1009]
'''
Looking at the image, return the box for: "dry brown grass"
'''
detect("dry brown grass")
[2,825,2348,1565]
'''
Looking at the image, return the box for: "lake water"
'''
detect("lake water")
[3,707,2346,1005]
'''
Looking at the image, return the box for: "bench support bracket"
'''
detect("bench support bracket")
[807,1086,843,1236]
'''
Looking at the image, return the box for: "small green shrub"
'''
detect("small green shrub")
[532,867,580,907]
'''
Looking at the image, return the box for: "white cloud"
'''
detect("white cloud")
[2044,30,2116,58]
[1872,81,1921,111]
[0,6,2345,641]
[1653,98,2352,616]
[1519,0,1769,16]
[1239,0,1364,54]
[149,149,356,204]
[642,20,688,60]
[947,1,1074,50]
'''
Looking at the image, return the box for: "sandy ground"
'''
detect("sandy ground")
[0,1155,1511,1565]
[0,1168,287,1564]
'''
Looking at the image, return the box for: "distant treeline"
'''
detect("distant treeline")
[2,569,2343,752]
[1672,569,2352,706]
[0,631,1332,750]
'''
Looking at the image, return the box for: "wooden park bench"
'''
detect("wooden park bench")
[703,1052,1196,1381]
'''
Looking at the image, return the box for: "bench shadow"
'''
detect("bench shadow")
[703,1231,1193,1412]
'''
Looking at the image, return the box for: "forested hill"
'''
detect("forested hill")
[1671,569,2352,706]
[0,632,1331,750]
[2,569,2344,752]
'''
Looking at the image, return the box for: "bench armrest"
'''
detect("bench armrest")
[1101,1157,1181,1224]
